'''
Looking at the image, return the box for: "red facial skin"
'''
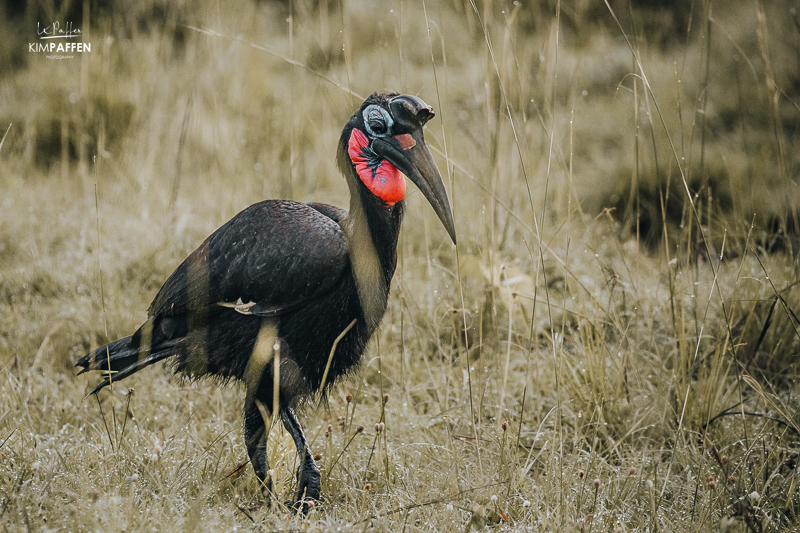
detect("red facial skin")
[395,133,416,150]
[348,129,406,206]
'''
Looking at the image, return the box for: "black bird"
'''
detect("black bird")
[76,93,456,511]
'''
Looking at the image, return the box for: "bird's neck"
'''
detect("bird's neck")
[343,182,404,332]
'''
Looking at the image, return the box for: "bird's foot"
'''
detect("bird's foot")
[258,475,275,507]
[286,466,320,515]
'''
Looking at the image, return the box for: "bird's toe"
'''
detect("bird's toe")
[289,467,320,515]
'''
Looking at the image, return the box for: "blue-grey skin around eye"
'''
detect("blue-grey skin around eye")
[362,105,393,138]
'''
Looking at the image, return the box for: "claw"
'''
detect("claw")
[285,497,317,516]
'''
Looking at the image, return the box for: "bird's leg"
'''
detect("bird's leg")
[281,407,320,513]
[244,401,273,502]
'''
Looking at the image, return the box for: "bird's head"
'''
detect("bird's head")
[338,93,456,244]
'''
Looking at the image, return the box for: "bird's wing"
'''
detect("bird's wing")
[148,200,349,319]
[307,202,348,223]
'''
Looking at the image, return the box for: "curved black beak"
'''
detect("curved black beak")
[372,132,457,245]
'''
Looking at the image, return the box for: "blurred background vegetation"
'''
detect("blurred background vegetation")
[1,0,799,531]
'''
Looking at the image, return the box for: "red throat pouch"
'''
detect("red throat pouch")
[348,129,406,206]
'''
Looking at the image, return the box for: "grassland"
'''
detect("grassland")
[1,0,799,531]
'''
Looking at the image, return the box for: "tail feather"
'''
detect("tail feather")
[83,342,179,396]
[76,318,183,395]
[76,336,136,375]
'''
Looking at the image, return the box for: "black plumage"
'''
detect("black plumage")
[76,93,456,512]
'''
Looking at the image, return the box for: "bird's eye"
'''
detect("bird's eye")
[362,105,393,138]
[368,116,387,134]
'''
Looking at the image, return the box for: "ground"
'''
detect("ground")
[1,0,799,531]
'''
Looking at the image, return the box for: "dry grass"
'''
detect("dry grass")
[1,0,800,531]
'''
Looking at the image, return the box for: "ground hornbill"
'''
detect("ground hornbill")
[76,93,456,512]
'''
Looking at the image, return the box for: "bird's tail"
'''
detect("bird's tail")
[75,318,180,396]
